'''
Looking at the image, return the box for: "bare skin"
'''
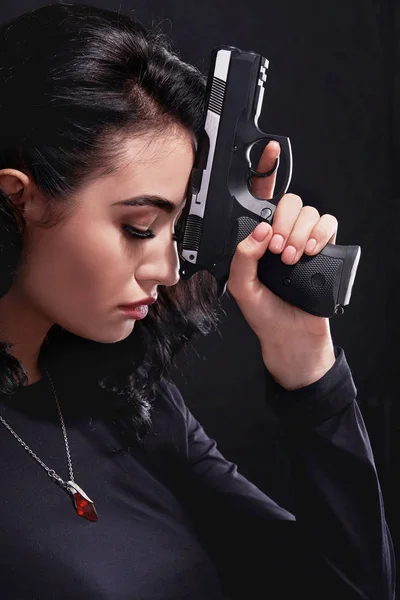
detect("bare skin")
[0,126,193,384]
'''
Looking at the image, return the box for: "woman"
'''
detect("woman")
[0,3,395,599]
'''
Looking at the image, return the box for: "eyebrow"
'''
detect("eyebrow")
[112,194,185,214]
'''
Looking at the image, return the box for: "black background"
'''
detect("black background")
[1,0,399,589]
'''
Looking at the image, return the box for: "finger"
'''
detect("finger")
[281,205,321,265]
[228,222,273,298]
[250,140,280,200]
[268,193,303,254]
[304,213,339,254]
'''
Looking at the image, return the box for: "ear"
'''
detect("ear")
[0,169,41,229]
[0,168,28,198]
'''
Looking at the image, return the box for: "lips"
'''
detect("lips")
[119,297,157,309]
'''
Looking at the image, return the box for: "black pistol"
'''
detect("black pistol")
[177,46,361,318]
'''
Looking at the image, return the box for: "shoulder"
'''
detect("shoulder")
[141,377,189,460]
[154,377,188,421]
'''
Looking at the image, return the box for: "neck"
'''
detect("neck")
[0,287,53,385]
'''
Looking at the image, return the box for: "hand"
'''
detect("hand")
[227,141,336,391]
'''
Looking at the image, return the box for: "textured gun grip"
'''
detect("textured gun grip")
[228,216,359,316]
[257,249,343,317]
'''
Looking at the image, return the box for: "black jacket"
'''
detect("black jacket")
[0,346,395,599]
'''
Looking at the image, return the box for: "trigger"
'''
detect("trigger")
[249,156,279,178]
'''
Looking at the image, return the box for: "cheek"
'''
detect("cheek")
[19,220,136,327]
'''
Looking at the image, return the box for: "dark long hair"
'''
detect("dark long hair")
[0,2,223,449]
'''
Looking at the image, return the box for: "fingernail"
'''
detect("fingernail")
[283,245,297,264]
[270,234,284,252]
[252,222,270,242]
[305,238,317,253]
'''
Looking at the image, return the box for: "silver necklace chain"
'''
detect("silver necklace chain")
[0,365,74,490]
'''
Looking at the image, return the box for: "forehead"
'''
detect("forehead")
[61,127,195,222]
[116,128,195,196]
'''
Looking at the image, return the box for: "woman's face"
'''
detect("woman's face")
[11,126,195,343]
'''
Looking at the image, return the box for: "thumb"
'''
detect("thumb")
[227,222,273,298]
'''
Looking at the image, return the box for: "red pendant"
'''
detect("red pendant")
[72,491,98,521]
[66,480,98,521]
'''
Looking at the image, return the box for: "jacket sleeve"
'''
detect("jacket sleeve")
[160,346,395,600]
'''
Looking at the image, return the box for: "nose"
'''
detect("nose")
[162,261,181,287]
[136,235,181,288]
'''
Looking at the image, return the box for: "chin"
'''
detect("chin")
[97,320,138,344]
[60,318,137,344]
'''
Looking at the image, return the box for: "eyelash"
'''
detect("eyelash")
[123,224,183,243]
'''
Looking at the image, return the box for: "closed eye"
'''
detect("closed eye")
[123,224,182,242]
[123,225,155,240]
